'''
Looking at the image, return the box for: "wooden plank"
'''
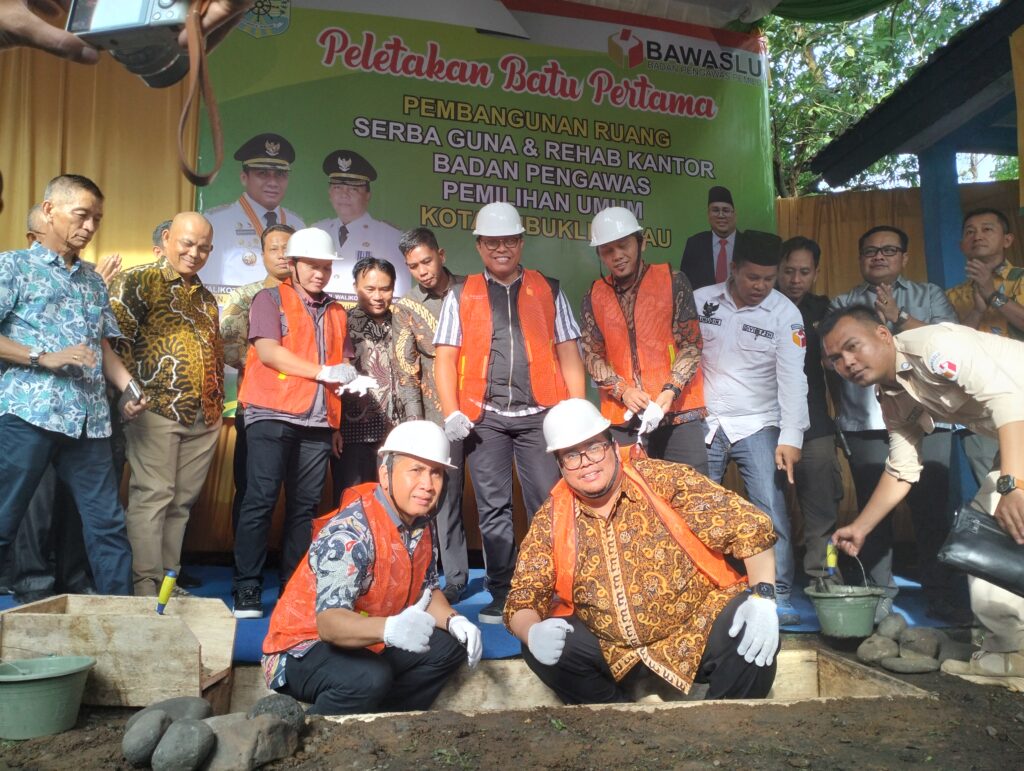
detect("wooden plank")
[817,651,934,699]
[767,649,819,701]
[434,660,561,711]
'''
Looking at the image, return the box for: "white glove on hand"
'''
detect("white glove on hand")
[382,589,435,653]
[728,595,779,667]
[637,401,665,437]
[317,363,357,384]
[447,615,483,669]
[336,374,378,397]
[527,618,574,666]
[444,411,474,441]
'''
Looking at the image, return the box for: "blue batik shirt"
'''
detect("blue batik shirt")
[0,242,121,438]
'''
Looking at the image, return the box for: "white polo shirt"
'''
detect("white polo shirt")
[694,281,809,448]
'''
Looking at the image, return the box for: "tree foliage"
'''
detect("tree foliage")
[764,1,997,197]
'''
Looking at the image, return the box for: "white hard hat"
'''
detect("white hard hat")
[472,202,525,237]
[285,228,339,260]
[590,207,642,247]
[543,399,612,453]
[377,420,457,469]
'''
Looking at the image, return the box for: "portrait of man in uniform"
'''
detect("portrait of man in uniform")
[202,133,307,294]
[312,149,410,299]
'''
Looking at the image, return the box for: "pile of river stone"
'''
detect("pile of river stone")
[856,612,974,674]
[121,694,304,770]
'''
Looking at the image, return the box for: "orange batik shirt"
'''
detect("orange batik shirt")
[504,458,776,692]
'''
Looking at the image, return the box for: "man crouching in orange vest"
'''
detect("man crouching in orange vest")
[581,207,708,474]
[505,399,780,704]
[262,421,483,715]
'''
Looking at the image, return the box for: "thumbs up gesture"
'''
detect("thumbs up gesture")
[382,588,435,652]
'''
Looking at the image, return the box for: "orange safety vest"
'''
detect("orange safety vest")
[589,263,704,425]
[239,279,348,429]
[263,483,434,655]
[548,452,744,617]
[456,270,568,421]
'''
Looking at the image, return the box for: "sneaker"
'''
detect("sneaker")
[873,596,894,625]
[232,585,263,619]
[477,594,506,625]
[776,595,800,627]
[442,583,466,604]
[177,569,203,589]
[942,650,1024,678]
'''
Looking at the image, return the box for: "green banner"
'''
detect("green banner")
[198,0,772,309]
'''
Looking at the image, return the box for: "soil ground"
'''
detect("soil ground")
[2,643,1023,771]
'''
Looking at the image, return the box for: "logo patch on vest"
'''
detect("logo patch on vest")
[699,300,721,325]
[928,351,959,381]
[791,324,806,347]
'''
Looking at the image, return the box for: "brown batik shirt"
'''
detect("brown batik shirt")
[109,259,224,426]
[504,458,775,692]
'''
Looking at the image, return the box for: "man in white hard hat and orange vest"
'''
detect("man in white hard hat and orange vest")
[262,420,483,715]
[505,399,780,704]
[434,202,587,623]
[231,227,357,619]
[580,207,708,473]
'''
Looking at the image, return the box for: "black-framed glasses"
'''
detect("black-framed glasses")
[479,237,522,251]
[860,245,903,258]
[558,441,611,470]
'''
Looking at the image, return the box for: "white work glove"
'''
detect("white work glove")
[336,374,378,397]
[382,588,435,653]
[447,615,483,670]
[728,595,779,667]
[444,410,474,442]
[527,618,574,666]
[317,363,357,384]
[636,401,665,437]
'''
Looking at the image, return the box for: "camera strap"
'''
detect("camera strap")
[177,0,224,187]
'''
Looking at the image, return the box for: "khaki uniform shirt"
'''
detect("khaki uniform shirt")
[879,323,1024,483]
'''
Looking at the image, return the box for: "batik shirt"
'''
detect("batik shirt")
[220,279,266,371]
[505,458,775,692]
[0,242,121,438]
[945,261,1024,340]
[341,307,398,443]
[109,259,224,426]
[262,487,439,689]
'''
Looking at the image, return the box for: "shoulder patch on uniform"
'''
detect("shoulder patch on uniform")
[927,350,959,381]
[790,323,806,347]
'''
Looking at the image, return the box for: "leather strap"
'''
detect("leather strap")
[178,0,224,187]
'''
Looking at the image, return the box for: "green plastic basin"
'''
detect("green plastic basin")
[805,586,887,639]
[0,656,95,740]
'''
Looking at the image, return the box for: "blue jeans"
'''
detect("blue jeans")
[706,426,794,598]
[0,415,132,595]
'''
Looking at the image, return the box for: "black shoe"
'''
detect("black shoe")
[926,597,974,626]
[177,569,203,589]
[478,594,506,625]
[442,583,466,604]
[232,585,263,619]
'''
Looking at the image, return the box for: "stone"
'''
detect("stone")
[856,634,899,665]
[151,719,216,771]
[899,627,943,660]
[875,612,908,640]
[201,714,298,771]
[880,656,940,674]
[122,708,172,767]
[246,693,305,734]
[938,636,976,664]
[127,696,213,731]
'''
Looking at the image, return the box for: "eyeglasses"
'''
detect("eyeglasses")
[479,237,522,251]
[860,245,903,258]
[558,441,611,470]
[709,206,734,216]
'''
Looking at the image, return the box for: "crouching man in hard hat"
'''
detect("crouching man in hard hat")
[505,399,780,703]
[261,420,483,715]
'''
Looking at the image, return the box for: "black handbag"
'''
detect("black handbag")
[937,504,1024,598]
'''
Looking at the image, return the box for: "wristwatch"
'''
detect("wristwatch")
[996,475,1017,496]
[750,582,776,601]
[990,292,1008,309]
[28,349,43,368]
[894,309,911,330]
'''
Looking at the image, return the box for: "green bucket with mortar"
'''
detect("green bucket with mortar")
[805,585,887,638]
[0,656,95,739]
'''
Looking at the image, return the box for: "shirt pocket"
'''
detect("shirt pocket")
[737,322,774,354]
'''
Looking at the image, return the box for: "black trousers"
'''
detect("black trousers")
[522,593,778,704]
[611,419,710,476]
[230,408,248,536]
[233,420,332,590]
[277,628,464,715]
[331,441,381,504]
[437,439,469,588]
[463,410,561,597]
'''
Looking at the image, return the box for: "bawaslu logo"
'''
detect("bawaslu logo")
[607,29,645,69]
